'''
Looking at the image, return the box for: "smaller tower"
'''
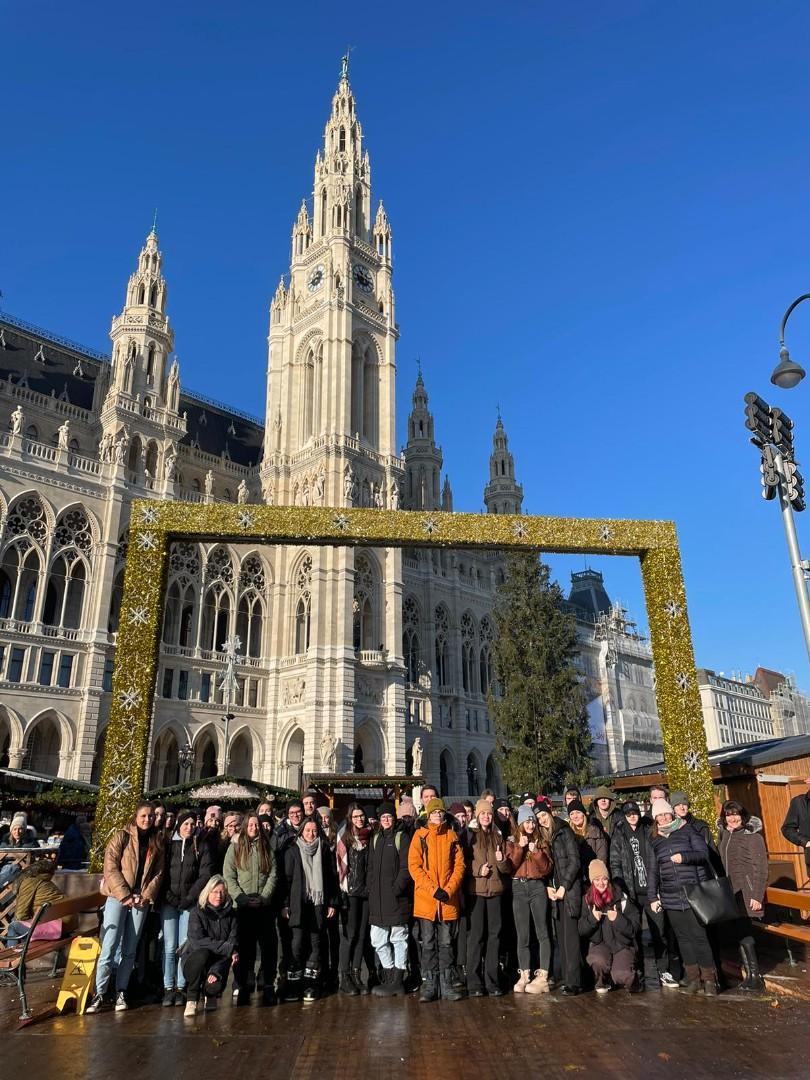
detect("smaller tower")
[483,414,523,514]
[442,475,454,512]
[403,371,443,510]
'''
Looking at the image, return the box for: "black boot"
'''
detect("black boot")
[440,969,464,1001]
[339,971,360,996]
[371,968,394,997]
[678,964,701,994]
[352,967,370,995]
[739,939,765,992]
[302,967,320,1003]
[419,972,439,1002]
[283,970,303,1003]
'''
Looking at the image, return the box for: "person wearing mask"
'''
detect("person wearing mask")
[492,798,516,842]
[535,797,582,996]
[578,859,642,993]
[717,800,768,992]
[181,875,238,1017]
[506,804,553,994]
[448,802,469,835]
[161,810,213,1006]
[589,786,619,838]
[610,800,679,989]
[282,819,338,1002]
[408,797,465,1002]
[368,801,411,996]
[647,799,716,996]
[671,791,723,873]
[336,802,371,995]
[567,800,608,881]
[465,799,510,997]
[86,801,165,1013]
[223,812,278,1005]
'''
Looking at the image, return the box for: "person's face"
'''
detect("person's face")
[246,816,260,839]
[301,821,318,843]
[478,810,493,828]
[592,875,609,892]
[453,812,467,829]
[10,824,23,842]
[351,809,366,828]
[650,788,666,803]
[497,806,510,820]
[485,794,495,807]
[165,813,176,829]
[625,812,640,829]
[656,812,674,827]
[725,812,743,832]
[208,883,226,907]
[205,812,222,830]
[135,807,154,830]
[224,816,240,836]
[421,788,437,809]
[380,812,394,830]
[537,810,552,829]
[673,803,689,819]
[596,798,611,812]
[153,806,165,825]
[178,817,194,839]
[288,806,303,827]
[257,803,272,817]
[569,810,585,829]
[565,791,578,806]
[523,817,536,834]
[523,797,534,806]
[429,809,444,826]
[302,796,316,816]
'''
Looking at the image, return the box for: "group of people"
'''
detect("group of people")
[79,778,770,1017]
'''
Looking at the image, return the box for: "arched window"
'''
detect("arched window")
[353,553,376,651]
[137,283,145,304]
[440,750,452,797]
[294,554,312,654]
[339,126,346,152]
[202,545,234,651]
[90,727,107,785]
[149,728,180,788]
[434,605,450,687]
[127,434,142,476]
[302,348,315,443]
[229,730,253,779]
[321,189,327,235]
[24,424,39,441]
[149,283,158,307]
[237,554,267,658]
[146,344,156,384]
[2,494,49,624]
[402,596,421,684]
[285,727,305,790]
[195,731,217,780]
[355,187,363,236]
[466,753,480,797]
[25,714,62,775]
[461,611,476,694]
[362,353,378,446]
[479,616,494,696]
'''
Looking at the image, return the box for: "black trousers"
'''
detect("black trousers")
[419,917,456,977]
[554,905,582,989]
[466,894,503,992]
[183,948,230,997]
[235,905,277,991]
[339,895,369,973]
[667,907,715,969]
[512,878,552,973]
[640,900,683,980]
[291,902,325,973]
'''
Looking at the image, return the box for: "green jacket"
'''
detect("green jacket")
[223,839,277,907]
[15,871,63,921]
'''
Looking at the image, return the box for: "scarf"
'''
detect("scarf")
[336,825,370,889]
[585,882,614,911]
[297,836,324,906]
[658,817,684,837]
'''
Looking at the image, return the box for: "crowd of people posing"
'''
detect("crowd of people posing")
[82,781,769,1017]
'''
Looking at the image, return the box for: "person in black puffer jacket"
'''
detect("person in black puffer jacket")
[367,801,412,996]
[161,810,213,1005]
[578,859,642,993]
[181,875,238,1016]
[647,798,716,996]
[335,802,371,996]
[282,819,339,1003]
[535,798,583,996]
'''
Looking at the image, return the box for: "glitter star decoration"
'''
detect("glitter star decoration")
[512,522,529,540]
[684,749,701,771]
[109,775,132,798]
[237,510,255,529]
[119,687,141,710]
[136,531,158,552]
[665,599,682,618]
[675,672,690,691]
[421,517,439,536]
[599,526,613,542]
[332,514,349,532]
[128,606,149,626]
[140,506,158,525]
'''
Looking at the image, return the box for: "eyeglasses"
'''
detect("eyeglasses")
[351,813,365,819]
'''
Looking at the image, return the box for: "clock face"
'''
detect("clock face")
[352,263,374,293]
[307,265,324,292]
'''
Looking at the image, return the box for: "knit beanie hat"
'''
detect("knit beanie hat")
[517,805,535,825]
[398,797,416,818]
[426,797,445,815]
[670,791,689,809]
[651,798,674,819]
[493,797,510,812]
[448,802,466,816]
[11,813,27,831]
[475,798,492,817]
[534,795,552,814]
[566,800,586,816]
[377,801,395,819]
[175,810,195,832]
[588,859,610,882]
[205,805,223,819]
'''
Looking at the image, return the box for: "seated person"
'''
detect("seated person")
[5,858,68,946]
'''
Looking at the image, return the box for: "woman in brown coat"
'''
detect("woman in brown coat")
[86,800,165,1013]
[718,800,768,991]
[506,804,553,993]
[464,799,510,997]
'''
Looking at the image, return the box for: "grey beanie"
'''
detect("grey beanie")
[517,805,535,825]
[670,791,689,809]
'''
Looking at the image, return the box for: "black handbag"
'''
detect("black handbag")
[683,871,738,926]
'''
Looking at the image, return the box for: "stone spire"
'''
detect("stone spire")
[403,371,443,510]
[442,475,454,512]
[483,415,523,514]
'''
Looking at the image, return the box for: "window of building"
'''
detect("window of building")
[57,654,74,688]
[162,667,174,698]
[248,680,258,708]
[39,651,55,686]
[8,647,25,683]
[102,657,114,692]
[200,672,212,703]
[465,709,471,731]
[178,670,189,700]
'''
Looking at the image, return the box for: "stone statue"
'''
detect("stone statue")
[204,470,214,496]
[314,471,325,505]
[320,730,338,773]
[389,481,400,510]
[411,737,423,776]
[10,405,23,436]
[57,419,70,451]
[266,479,275,506]
[343,464,355,507]
[98,431,113,462]
[301,477,310,506]
[237,479,248,504]
[114,430,129,465]
[164,451,177,481]
[373,483,384,509]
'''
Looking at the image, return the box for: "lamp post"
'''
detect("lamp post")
[178,741,193,776]
[217,634,242,775]
[772,295,809,389]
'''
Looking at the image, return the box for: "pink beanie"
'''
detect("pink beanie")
[206,805,223,818]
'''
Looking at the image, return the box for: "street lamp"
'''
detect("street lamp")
[178,741,193,775]
[772,295,809,389]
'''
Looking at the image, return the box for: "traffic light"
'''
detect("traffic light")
[744,392,772,446]
[771,408,795,457]
[783,459,806,512]
[760,445,779,501]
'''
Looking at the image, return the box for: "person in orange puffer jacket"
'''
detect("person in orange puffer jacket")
[408,797,465,1002]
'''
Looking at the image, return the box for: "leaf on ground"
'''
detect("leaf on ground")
[658,1052,671,1062]
[563,1066,584,1073]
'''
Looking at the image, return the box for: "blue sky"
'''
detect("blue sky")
[4,1,810,685]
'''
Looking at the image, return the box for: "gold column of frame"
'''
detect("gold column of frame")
[91,503,712,868]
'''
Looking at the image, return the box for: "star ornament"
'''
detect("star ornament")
[140,506,158,525]
[119,687,141,710]
[109,775,132,798]
[128,606,149,626]
[512,521,529,540]
[421,517,439,536]
[675,672,690,691]
[684,749,701,772]
[599,525,613,542]
[237,510,255,530]
[136,531,158,552]
[665,599,682,618]
[332,514,349,532]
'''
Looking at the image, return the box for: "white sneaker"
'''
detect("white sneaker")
[184,1000,197,1018]
[114,992,128,1011]
[659,972,679,989]
[232,986,239,997]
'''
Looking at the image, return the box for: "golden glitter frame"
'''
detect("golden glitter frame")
[91,503,712,866]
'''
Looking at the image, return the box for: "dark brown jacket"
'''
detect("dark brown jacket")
[466,825,510,897]
[718,816,768,920]
[505,837,553,880]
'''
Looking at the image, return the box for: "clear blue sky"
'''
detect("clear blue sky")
[4,1,810,686]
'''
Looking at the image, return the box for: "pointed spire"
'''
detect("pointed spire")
[484,412,523,515]
[149,207,158,237]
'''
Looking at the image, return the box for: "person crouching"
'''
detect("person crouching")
[181,875,238,1017]
[578,859,642,994]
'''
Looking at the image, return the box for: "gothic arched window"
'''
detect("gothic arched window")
[434,604,450,687]
[403,596,421,685]
[339,127,346,152]
[353,553,376,652]
[461,611,477,694]
[294,554,312,654]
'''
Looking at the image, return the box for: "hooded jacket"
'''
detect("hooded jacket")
[163,832,213,910]
[408,819,465,921]
[588,787,619,837]
[718,816,768,920]
[367,825,412,927]
[14,864,64,921]
[578,885,640,951]
[223,837,277,907]
[101,824,165,905]
[647,823,711,911]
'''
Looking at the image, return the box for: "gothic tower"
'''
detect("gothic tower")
[402,372,443,510]
[483,415,524,514]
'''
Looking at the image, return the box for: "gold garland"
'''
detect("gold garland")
[91,503,713,867]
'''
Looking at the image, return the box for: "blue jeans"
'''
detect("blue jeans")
[95,897,147,996]
[4,918,29,947]
[162,905,190,989]
[370,924,409,969]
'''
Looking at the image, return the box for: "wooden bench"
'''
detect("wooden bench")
[760,886,810,965]
[0,889,105,1019]
[0,849,57,938]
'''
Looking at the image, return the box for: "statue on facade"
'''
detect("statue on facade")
[411,736,423,776]
[266,479,275,506]
[114,430,129,465]
[314,470,325,505]
[343,464,355,507]
[164,450,177,481]
[301,477,311,506]
[389,480,400,510]
[373,483,384,509]
[320,730,338,773]
[204,469,214,496]
[237,479,249,504]
[10,405,23,436]
[57,419,70,451]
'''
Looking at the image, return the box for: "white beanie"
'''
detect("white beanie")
[11,813,28,831]
[651,799,673,819]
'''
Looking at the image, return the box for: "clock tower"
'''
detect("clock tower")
[260,60,405,778]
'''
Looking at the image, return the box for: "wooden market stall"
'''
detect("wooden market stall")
[304,774,421,819]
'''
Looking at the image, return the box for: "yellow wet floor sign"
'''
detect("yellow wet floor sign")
[56,936,100,1015]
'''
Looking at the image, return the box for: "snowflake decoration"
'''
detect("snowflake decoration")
[675,671,690,691]
[139,506,158,525]
[119,687,141,710]
[421,517,439,536]
[136,531,158,552]
[237,510,254,530]
[128,606,148,626]
[684,749,701,772]
[512,521,529,540]
[599,526,613,542]
[108,775,132,798]
[665,599,682,618]
[332,514,349,532]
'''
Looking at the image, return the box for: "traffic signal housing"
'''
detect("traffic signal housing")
[744,392,772,446]
[760,445,779,501]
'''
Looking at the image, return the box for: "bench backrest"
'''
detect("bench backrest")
[33,890,106,924]
[765,886,810,910]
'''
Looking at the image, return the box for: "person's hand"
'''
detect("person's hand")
[122,896,134,908]
[805,840,810,848]
[592,908,603,921]
[495,848,503,862]
[480,862,491,877]
[606,908,618,922]
[528,841,536,852]
[519,834,529,848]
[750,898,763,913]
[281,907,290,919]
[555,886,566,900]
[671,853,683,864]
[651,900,662,914]
[547,886,557,901]
[207,973,218,985]
[327,906,336,919]
[433,887,450,902]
